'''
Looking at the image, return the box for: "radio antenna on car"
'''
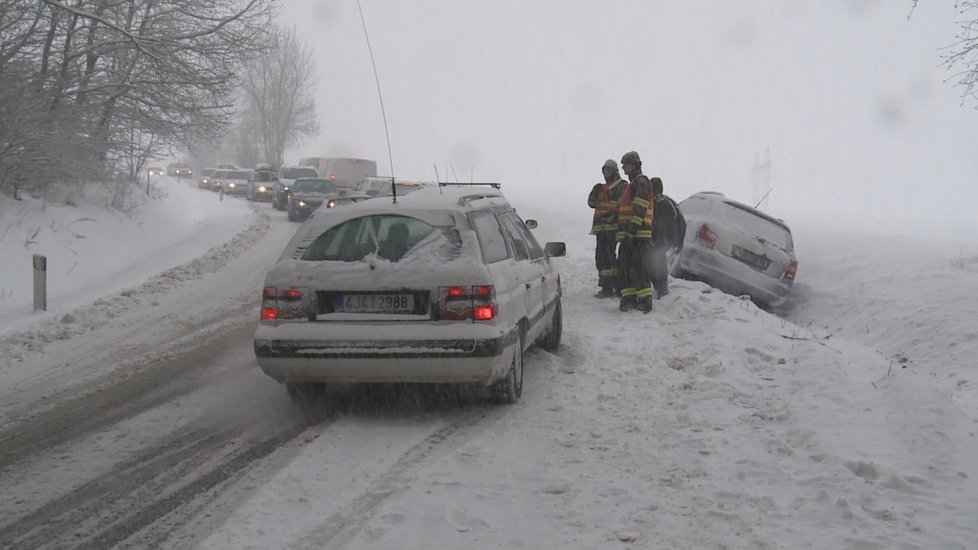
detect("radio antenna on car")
[754,187,774,209]
[356,0,398,203]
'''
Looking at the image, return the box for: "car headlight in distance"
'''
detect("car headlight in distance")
[259,186,267,192]
[228,183,236,188]
[327,200,336,208]
[298,200,307,207]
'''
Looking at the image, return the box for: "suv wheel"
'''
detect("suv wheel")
[491,332,523,404]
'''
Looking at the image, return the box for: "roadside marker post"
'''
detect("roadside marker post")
[33,254,47,311]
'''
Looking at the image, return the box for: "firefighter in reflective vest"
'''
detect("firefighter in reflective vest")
[616,150,654,313]
[588,159,627,298]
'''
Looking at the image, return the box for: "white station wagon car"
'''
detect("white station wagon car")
[253,183,566,404]
[671,192,798,308]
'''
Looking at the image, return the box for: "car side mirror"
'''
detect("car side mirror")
[524,219,538,229]
[544,242,566,257]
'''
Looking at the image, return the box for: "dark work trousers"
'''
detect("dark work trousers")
[646,243,670,296]
[618,238,653,300]
[594,231,619,290]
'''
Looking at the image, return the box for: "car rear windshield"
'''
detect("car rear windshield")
[227,170,251,179]
[301,214,459,263]
[294,180,336,194]
[720,202,793,251]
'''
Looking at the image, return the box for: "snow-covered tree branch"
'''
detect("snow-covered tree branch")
[0,0,280,199]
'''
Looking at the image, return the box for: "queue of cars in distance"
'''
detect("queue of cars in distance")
[209,169,252,196]
[197,168,216,189]
[272,165,319,210]
[672,191,797,308]
[166,162,192,178]
[247,164,276,201]
[253,183,566,405]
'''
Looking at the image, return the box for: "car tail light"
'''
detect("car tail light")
[698,223,718,248]
[260,287,307,321]
[438,285,496,321]
[784,260,798,280]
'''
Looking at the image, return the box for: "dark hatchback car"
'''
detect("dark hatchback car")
[287,178,343,222]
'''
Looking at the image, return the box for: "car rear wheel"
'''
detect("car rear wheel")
[540,297,562,352]
[491,332,523,404]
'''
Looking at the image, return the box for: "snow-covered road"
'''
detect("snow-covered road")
[1,185,976,549]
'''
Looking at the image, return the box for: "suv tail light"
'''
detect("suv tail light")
[438,285,496,321]
[698,223,718,248]
[784,260,798,280]
[260,287,307,321]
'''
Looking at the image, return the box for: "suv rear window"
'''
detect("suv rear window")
[719,202,793,251]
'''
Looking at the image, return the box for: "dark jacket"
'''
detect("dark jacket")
[652,192,686,249]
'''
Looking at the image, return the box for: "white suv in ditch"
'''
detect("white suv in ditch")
[253,183,565,404]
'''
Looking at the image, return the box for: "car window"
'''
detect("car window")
[470,211,509,263]
[229,170,251,179]
[500,213,544,260]
[498,214,530,261]
[282,167,318,179]
[213,170,225,179]
[302,215,458,263]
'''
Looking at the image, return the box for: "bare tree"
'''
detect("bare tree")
[912,1,978,105]
[239,26,319,168]
[0,0,280,201]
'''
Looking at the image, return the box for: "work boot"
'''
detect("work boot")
[594,287,615,299]
[618,296,637,312]
[655,287,669,299]
[637,297,653,314]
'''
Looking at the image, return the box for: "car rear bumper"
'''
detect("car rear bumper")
[253,323,518,384]
[674,245,792,306]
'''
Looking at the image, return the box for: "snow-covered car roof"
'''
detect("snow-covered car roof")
[277,185,511,263]
[301,185,510,227]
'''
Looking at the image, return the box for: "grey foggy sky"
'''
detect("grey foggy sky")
[280,1,978,222]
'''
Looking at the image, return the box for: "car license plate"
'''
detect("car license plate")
[338,293,414,313]
[732,245,771,271]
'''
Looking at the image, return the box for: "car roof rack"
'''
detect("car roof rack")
[438,182,501,189]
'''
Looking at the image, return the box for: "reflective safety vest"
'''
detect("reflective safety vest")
[590,179,626,234]
[617,176,653,241]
